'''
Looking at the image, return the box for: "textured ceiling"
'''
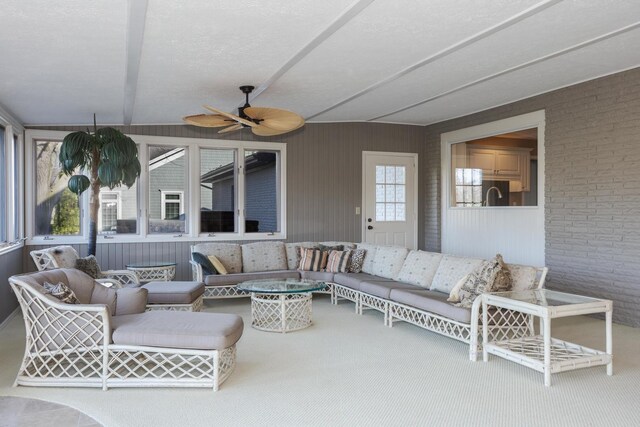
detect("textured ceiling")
[0,0,638,126]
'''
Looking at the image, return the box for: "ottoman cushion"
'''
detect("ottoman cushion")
[143,281,205,304]
[112,311,244,350]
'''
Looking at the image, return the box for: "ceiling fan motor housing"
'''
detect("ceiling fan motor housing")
[238,85,256,124]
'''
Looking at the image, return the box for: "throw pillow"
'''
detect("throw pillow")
[295,245,318,270]
[43,281,79,304]
[75,255,102,279]
[455,254,512,308]
[447,274,469,302]
[325,250,352,273]
[192,252,217,275]
[348,249,366,273]
[298,248,328,272]
[207,255,228,275]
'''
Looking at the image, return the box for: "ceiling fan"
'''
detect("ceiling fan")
[183,85,305,136]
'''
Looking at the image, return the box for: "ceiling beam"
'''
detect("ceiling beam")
[306,0,563,120]
[241,0,375,107]
[122,0,149,125]
[371,21,640,121]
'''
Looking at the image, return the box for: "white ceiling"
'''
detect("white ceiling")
[0,0,638,127]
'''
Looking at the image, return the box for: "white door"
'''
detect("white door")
[363,152,417,249]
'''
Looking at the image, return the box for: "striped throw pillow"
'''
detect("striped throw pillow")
[298,248,327,272]
[326,250,352,273]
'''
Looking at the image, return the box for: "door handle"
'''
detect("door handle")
[367,225,373,230]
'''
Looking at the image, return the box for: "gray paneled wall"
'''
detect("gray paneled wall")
[423,67,640,326]
[0,248,23,324]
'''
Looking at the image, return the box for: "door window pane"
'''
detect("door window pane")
[374,164,406,222]
[148,145,187,233]
[35,140,81,236]
[200,149,236,233]
[245,150,279,233]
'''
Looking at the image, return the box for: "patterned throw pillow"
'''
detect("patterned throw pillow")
[326,250,352,273]
[455,254,512,308]
[75,255,102,279]
[43,281,79,304]
[192,252,217,275]
[207,255,228,275]
[298,248,328,272]
[348,249,366,273]
[317,244,344,253]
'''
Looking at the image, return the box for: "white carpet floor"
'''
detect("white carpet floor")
[1,295,640,427]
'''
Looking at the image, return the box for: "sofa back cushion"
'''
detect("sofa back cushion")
[45,245,79,268]
[191,243,242,274]
[371,246,409,280]
[507,264,539,291]
[285,242,317,270]
[241,241,288,273]
[356,243,378,275]
[397,251,443,288]
[319,241,356,250]
[430,255,483,294]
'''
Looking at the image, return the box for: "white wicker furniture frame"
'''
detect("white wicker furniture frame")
[482,289,612,386]
[9,277,235,391]
[145,295,204,312]
[30,248,139,288]
[332,267,548,361]
[126,264,176,283]
[249,293,314,333]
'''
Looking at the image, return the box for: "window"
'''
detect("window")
[34,140,81,236]
[0,126,5,242]
[245,150,280,232]
[200,148,236,233]
[148,145,187,234]
[375,165,406,221]
[26,131,286,242]
[449,128,538,207]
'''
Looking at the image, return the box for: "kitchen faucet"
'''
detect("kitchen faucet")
[484,186,503,206]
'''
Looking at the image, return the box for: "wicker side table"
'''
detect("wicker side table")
[126,262,176,283]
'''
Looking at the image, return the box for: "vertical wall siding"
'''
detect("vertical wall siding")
[424,67,640,326]
[25,122,428,280]
[0,248,23,323]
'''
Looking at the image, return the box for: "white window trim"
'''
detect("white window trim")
[0,106,25,255]
[25,130,287,245]
[160,190,184,220]
[98,191,121,233]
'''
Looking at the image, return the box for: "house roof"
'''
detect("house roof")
[1,1,639,127]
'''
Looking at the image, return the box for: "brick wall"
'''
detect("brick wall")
[424,67,640,326]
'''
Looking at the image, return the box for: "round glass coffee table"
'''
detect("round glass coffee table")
[237,279,327,333]
[126,261,176,283]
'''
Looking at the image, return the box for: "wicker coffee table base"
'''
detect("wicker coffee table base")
[250,292,313,333]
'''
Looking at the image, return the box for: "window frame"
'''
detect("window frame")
[98,190,121,234]
[0,108,24,255]
[25,130,287,244]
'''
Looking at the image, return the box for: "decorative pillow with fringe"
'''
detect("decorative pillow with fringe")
[455,254,512,308]
[43,281,79,304]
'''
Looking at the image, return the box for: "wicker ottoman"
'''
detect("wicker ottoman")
[143,281,205,312]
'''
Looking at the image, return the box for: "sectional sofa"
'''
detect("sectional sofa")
[190,241,547,360]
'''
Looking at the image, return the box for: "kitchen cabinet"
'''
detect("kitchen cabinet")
[468,146,532,191]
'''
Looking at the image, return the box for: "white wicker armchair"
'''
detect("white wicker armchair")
[30,245,139,288]
[9,269,240,391]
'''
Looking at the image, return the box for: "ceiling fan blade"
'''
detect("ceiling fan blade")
[218,124,243,134]
[203,105,256,127]
[182,114,231,127]
[251,124,292,137]
[244,107,304,131]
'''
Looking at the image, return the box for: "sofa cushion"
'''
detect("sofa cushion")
[191,243,242,273]
[508,264,538,291]
[143,281,205,304]
[299,270,335,282]
[205,270,300,287]
[285,242,317,270]
[430,255,483,294]
[333,272,393,290]
[192,252,217,275]
[371,246,409,280]
[89,281,118,314]
[356,243,379,275]
[397,251,443,288]
[389,289,472,324]
[47,246,79,268]
[241,241,288,273]
[359,280,420,299]
[111,311,244,350]
[115,287,149,316]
